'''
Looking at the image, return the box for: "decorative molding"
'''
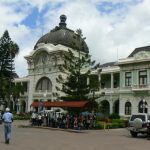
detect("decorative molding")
[134,51,150,59]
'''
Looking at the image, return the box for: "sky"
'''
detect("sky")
[0,0,150,77]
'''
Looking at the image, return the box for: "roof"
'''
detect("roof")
[34,15,89,53]
[100,61,117,68]
[31,101,91,108]
[128,45,150,57]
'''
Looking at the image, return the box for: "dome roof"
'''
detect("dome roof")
[34,15,89,53]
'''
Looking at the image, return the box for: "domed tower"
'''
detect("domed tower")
[25,15,89,111]
[34,14,89,53]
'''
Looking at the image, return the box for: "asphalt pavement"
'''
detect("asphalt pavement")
[0,120,150,150]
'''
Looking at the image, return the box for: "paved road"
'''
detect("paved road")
[0,120,150,150]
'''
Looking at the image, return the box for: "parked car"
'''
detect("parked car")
[128,113,150,137]
[39,110,54,116]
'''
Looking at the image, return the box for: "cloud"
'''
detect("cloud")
[108,0,150,57]
[41,0,143,63]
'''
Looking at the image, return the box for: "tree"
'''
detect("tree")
[56,29,100,101]
[11,83,25,111]
[0,75,9,105]
[89,74,100,99]
[0,30,19,106]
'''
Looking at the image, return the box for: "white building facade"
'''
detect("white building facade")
[13,15,150,117]
[14,15,89,113]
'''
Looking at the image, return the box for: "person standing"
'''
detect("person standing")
[2,108,13,144]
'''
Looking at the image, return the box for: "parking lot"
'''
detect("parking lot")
[0,120,150,150]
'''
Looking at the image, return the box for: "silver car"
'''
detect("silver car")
[128,113,150,137]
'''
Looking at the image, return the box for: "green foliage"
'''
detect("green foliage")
[89,74,99,91]
[0,30,19,78]
[109,113,120,119]
[14,113,31,120]
[0,30,20,105]
[11,83,25,103]
[56,30,100,101]
[110,119,127,128]
[0,75,9,102]
[97,119,127,129]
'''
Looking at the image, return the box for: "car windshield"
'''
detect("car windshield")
[130,115,146,121]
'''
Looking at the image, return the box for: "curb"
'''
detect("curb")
[18,125,87,133]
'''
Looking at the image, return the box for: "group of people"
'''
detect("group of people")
[0,107,13,144]
[31,111,96,130]
[31,112,43,126]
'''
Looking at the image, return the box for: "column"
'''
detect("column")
[98,70,101,90]
[87,76,89,85]
[110,96,113,114]
[111,73,114,90]
[17,99,20,114]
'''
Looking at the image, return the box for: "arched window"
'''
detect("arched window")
[113,99,119,114]
[125,102,131,115]
[34,51,49,66]
[138,100,148,113]
[36,77,52,92]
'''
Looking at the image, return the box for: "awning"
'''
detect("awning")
[31,101,91,108]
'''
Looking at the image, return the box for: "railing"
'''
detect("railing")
[132,84,150,91]
[20,92,28,96]
[100,87,120,94]
[34,90,52,93]
[33,90,52,97]
[120,86,132,90]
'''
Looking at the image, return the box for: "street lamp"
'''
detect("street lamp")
[140,99,147,113]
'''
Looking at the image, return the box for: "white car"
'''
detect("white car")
[128,113,150,137]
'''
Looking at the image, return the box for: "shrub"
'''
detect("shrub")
[109,113,120,119]
[110,119,127,128]
[97,119,127,129]
[14,113,31,120]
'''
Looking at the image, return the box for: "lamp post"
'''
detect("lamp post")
[141,99,147,113]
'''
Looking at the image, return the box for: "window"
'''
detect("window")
[42,53,47,64]
[139,70,147,85]
[36,77,52,91]
[125,102,131,115]
[125,72,131,87]
[138,100,148,113]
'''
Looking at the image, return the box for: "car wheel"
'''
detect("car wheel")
[133,118,142,129]
[130,131,137,137]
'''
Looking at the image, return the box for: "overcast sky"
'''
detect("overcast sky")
[0,0,150,77]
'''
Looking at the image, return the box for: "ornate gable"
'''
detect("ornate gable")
[134,51,150,59]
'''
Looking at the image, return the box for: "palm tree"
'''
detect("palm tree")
[11,83,25,111]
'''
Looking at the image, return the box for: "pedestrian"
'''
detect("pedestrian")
[2,107,13,144]
[31,111,37,126]
[37,113,42,126]
[74,116,78,130]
